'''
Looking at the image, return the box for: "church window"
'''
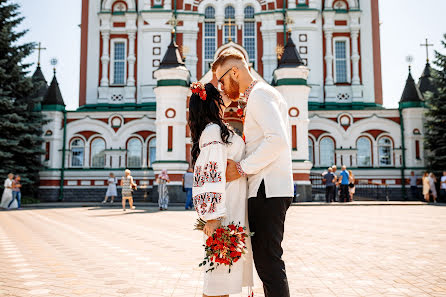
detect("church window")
[334,39,349,83]
[91,138,106,168]
[71,138,84,167]
[357,137,372,167]
[148,137,156,167]
[320,137,335,167]
[45,142,50,161]
[378,137,393,166]
[415,140,420,160]
[204,6,216,73]
[224,6,236,44]
[308,137,314,164]
[111,40,126,85]
[244,6,256,66]
[127,138,142,168]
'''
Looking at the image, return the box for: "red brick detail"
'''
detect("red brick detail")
[217,28,222,47]
[293,173,310,181]
[276,0,283,8]
[144,21,149,25]
[135,131,155,141]
[66,118,80,124]
[79,0,89,106]
[237,28,242,45]
[262,4,267,10]
[185,3,191,10]
[311,19,316,24]
[176,0,183,9]
[124,117,140,124]
[292,125,297,150]
[363,129,387,140]
[164,174,183,182]
[193,5,197,11]
[94,118,109,124]
[257,22,263,76]
[40,180,60,186]
[415,140,420,159]
[384,117,401,124]
[268,2,275,10]
[197,23,203,78]
[309,129,328,141]
[277,32,285,47]
[277,20,284,26]
[186,143,192,167]
[176,33,183,56]
[45,142,50,161]
[77,130,99,141]
[335,20,347,26]
[112,127,119,132]
[113,22,126,27]
[327,117,338,123]
[371,0,383,105]
[353,117,366,123]
[168,126,173,151]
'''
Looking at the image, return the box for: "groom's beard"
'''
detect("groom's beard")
[226,76,241,100]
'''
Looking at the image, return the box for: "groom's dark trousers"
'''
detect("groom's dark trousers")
[248,181,292,297]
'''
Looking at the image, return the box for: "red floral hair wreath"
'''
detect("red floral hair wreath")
[190,82,207,101]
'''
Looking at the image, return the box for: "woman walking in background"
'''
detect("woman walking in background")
[103,172,117,204]
[348,170,355,202]
[429,173,437,203]
[422,172,430,202]
[1,173,17,209]
[156,170,170,211]
[121,169,137,211]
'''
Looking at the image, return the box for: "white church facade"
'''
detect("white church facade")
[37,0,429,201]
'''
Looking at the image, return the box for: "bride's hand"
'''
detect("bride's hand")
[203,220,221,237]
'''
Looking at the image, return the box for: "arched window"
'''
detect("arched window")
[148,137,156,167]
[127,138,142,168]
[308,137,314,164]
[91,138,106,168]
[244,6,255,66]
[357,137,372,167]
[204,6,216,73]
[378,137,393,166]
[320,137,335,167]
[71,138,84,167]
[224,6,236,43]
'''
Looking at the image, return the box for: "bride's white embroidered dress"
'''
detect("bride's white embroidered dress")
[193,123,253,296]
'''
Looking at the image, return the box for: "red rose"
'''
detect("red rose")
[238,227,244,232]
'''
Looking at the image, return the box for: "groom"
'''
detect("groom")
[212,49,294,297]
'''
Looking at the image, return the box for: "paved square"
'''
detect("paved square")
[0,205,445,297]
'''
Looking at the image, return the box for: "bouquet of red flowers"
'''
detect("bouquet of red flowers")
[195,218,253,273]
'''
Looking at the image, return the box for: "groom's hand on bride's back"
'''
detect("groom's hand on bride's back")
[226,159,241,182]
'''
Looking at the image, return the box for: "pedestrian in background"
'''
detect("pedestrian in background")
[103,172,117,204]
[12,175,22,209]
[323,167,335,203]
[182,168,194,210]
[332,165,338,202]
[348,170,355,202]
[1,174,17,209]
[339,165,350,203]
[121,169,137,211]
[157,169,170,211]
[429,173,437,203]
[409,171,419,200]
[422,172,430,202]
[440,171,446,203]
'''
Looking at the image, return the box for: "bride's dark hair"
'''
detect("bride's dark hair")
[188,83,232,166]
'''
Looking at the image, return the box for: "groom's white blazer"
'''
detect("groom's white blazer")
[239,81,294,199]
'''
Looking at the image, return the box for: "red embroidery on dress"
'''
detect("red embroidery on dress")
[202,141,224,148]
[194,161,222,187]
[193,192,222,215]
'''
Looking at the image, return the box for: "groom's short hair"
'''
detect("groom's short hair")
[211,49,246,72]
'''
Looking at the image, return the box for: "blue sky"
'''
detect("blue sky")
[16,0,446,111]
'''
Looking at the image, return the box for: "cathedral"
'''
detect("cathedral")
[36,0,432,202]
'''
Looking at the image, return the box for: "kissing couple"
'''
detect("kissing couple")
[189,49,294,297]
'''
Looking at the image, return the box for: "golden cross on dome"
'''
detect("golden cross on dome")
[34,42,46,66]
[420,38,434,62]
[224,18,237,42]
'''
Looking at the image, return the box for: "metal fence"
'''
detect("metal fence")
[310,172,390,201]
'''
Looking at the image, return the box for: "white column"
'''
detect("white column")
[324,31,334,85]
[183,31,198,81]
[351,30,360,85]
[100,31,110,86]
[127,32,136,86]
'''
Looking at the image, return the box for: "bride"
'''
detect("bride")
[188,82,253,297]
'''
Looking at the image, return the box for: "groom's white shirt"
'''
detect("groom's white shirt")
[239,81,294,198]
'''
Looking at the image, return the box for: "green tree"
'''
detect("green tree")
[424,34,446,171]
[0,0,45,196]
